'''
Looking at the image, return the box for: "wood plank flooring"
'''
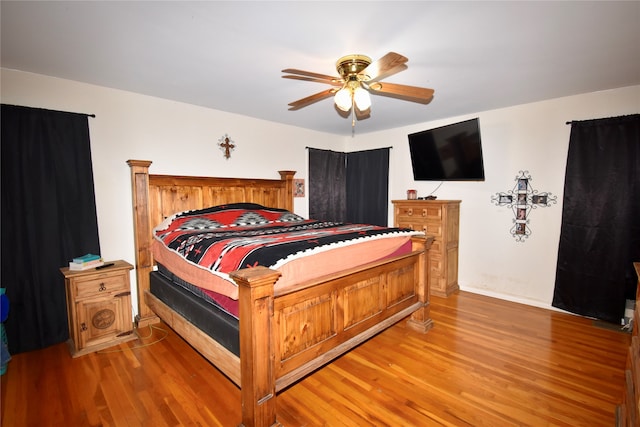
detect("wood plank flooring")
[1,291,629,426]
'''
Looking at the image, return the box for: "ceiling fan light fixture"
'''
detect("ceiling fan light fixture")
[353,86,371,110]
[283,52,434,132]
[334,87,353,112]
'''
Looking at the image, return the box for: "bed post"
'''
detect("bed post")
[407,235,435,333]
[230,266,283,427]
[127,159,160,328]
[278,171,295,213]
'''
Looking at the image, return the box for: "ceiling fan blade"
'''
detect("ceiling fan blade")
[282,75,343,86]
[367,64,408,83]
[282,68,340,82]
[288,88,336,110]
[370,82,434,104]
[361,52,408,81]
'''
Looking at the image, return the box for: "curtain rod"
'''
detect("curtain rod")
[2,104,95,117]
[305,146,393,149]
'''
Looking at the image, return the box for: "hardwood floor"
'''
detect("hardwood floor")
[1,291,629,426]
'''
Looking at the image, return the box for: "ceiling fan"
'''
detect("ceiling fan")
[282,52,434,127]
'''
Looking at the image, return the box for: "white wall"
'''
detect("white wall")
[1,68,344,314]
[352,85,640,308]
[2,67,638,314]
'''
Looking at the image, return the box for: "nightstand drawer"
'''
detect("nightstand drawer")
[73,273,129,299]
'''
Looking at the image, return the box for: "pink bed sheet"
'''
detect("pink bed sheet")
[152,236,415,300]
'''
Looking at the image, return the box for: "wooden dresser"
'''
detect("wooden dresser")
[61,260,136,357]
[618,262,640,426]
[392,200,461,297]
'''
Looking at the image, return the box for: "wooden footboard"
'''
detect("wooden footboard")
[127,160,434,427]
[231,235,433,427]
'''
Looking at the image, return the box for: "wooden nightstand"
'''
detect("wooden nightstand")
[60,260,136,357]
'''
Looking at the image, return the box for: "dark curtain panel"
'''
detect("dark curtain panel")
[308,148,347,222]
[1,104,100,354]
[346,148,390,226]
[308,147,390,225]
[552,114,640,324]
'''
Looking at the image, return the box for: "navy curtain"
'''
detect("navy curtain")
[1,104,100,354]
[552,114,640,324]
[308,147,390,225]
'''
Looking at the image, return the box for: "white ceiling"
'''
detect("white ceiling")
[2,1,639,135]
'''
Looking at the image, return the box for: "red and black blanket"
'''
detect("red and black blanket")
[154,203,418,274]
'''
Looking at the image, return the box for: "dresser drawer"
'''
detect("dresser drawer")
[73,273,129,299]
[428,238,442,254]
[397,220,442,237]
[395,205,443,222]
[429,253,443,276]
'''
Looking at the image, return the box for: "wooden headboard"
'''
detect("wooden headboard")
[127,160,296,326]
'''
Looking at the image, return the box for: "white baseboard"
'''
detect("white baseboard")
[459,285,571,314]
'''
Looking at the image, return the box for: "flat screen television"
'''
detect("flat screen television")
[408,118,485,181]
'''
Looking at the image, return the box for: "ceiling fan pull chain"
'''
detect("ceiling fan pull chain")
[351,97,356,136]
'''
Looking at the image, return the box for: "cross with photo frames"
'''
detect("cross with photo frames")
[491,170,557,242]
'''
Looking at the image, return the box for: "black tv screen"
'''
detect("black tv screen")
[408,118,485,181]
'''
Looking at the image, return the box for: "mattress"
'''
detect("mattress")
[153,203,421,300]
[150,266,240,356]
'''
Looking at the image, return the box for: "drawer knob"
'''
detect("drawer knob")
[98,283,106,292]
[80,322,87,332]
[406,208,413,216]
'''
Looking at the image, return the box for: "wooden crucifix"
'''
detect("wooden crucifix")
[218,134,235,159]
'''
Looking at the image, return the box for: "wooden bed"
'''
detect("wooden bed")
[127,159,434,427]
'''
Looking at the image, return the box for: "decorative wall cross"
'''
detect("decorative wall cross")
[491,170,557,242]
[218,134,235,159]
